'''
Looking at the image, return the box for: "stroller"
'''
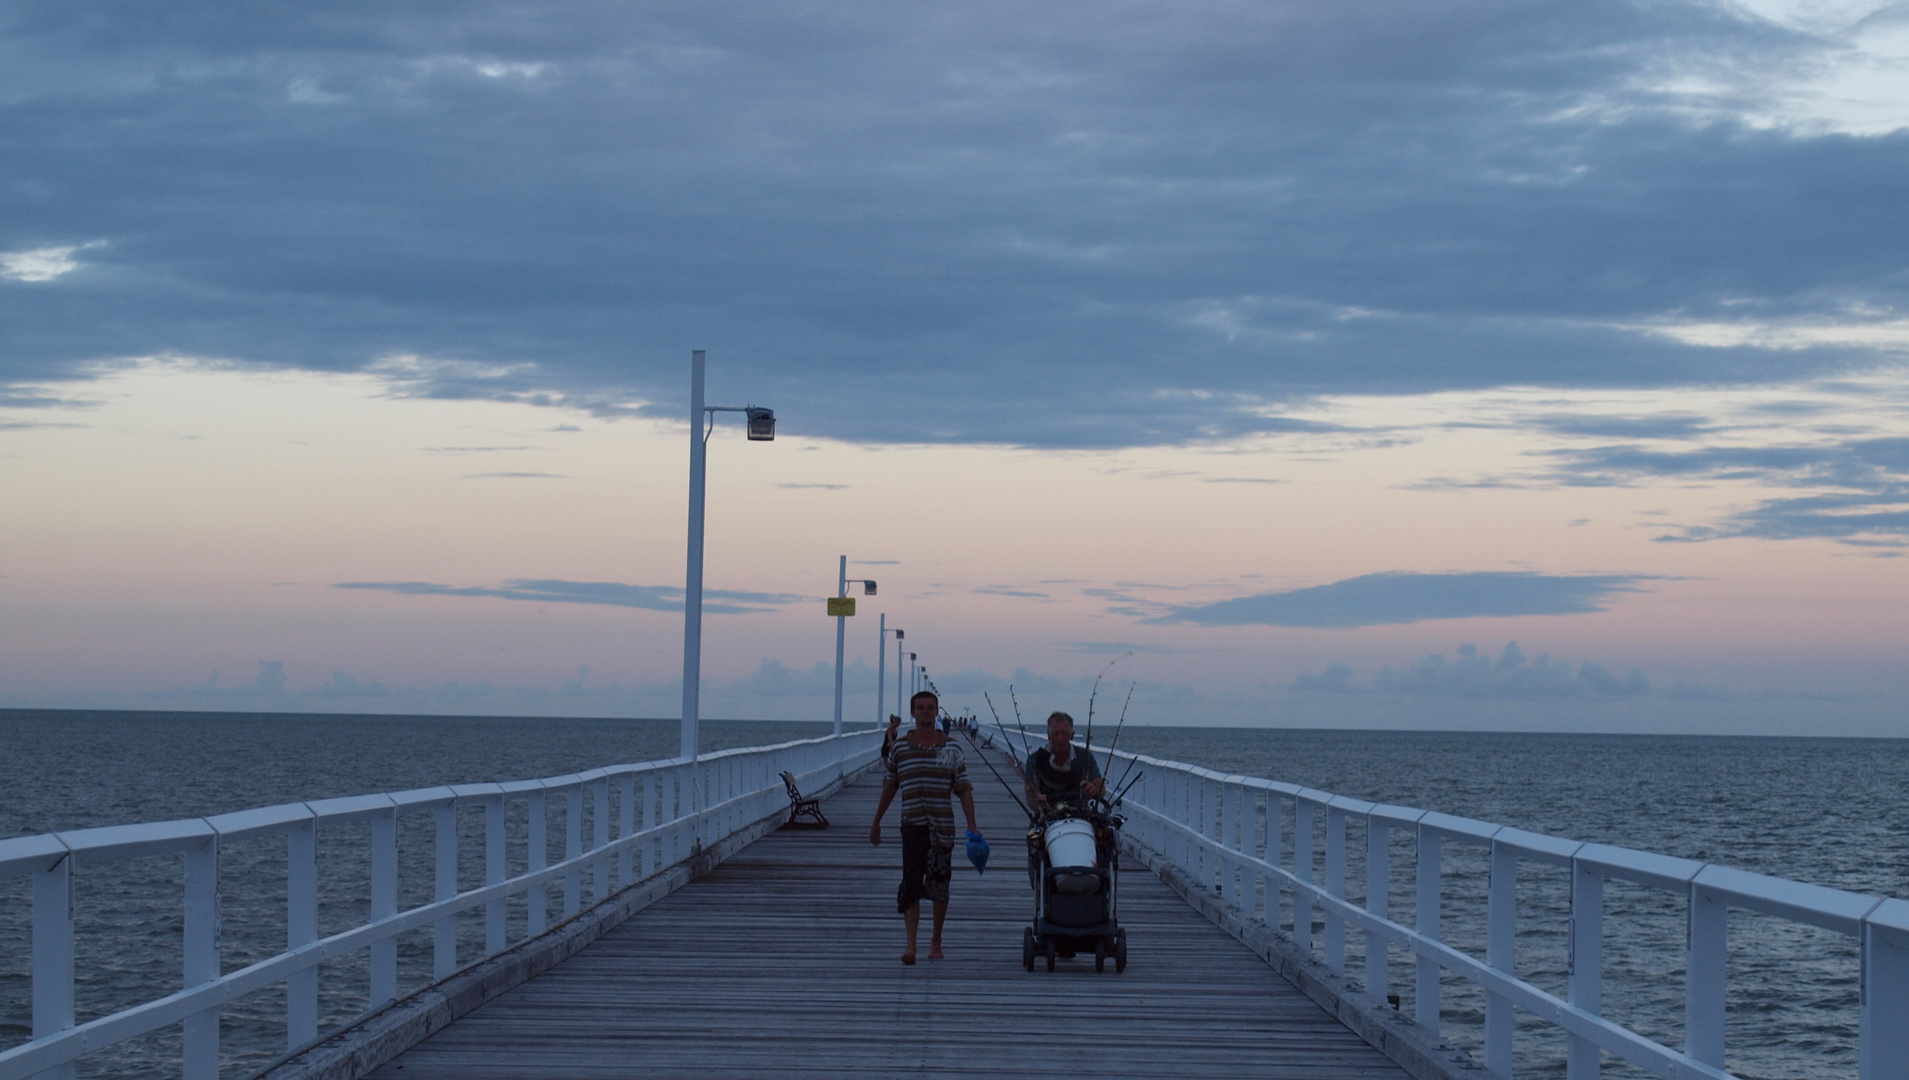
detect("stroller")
[1023,804,1127,972]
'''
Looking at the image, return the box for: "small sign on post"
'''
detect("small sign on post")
[827,597,856,617]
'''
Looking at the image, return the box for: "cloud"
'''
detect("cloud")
[1545,436,1909,546]
[0,387,92,409]
[776,482,848,490]
[1151,571,1655,628]
[333,578,805,614]
[4,0,1906,447]
[1292,642,1650,699]
[1057,641,1174,655]
[974,585,1051,599]
[1291,663,1356,692]
[1531,413,1714,440]
[461,471,567,479]
[1,245,97,283]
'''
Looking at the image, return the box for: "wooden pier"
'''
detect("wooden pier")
[365,745,1409,1080]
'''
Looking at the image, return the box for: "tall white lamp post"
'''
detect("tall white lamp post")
[881,622,903,724]
[681,349,775,762]
[881,625,904,728]
[830,556,877,738]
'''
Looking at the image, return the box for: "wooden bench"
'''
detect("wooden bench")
[780,771,828,829]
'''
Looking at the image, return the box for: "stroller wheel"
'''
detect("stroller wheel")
[1044,938,1056,972]
[1022,928,1035,972]
[1095,939,1107,973]
[1114,927,1128,973]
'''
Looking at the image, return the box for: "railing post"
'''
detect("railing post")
[564,785,583,917]
[1486,841,1516,1077]
[1217,781,1235,897]
[527,789,548,936]
[1195,777,1210,888]
[1415,827,1441,1034]
[1163,771,1177,866]
[1179,772,1193,873]
[286,817,318,1050]
[671,768,687,864]
[641,773,657,879]
[1325,805,1347,974]
[591,779,610,904]
[433,802,457,978]
[1253,791,1269,923]
[1861,911,1909,1080]
[1293,798,1315,955]
[183,836,220,1080]
[1237,782,1252,900]
[1686,884,1727,1069]
[1264,794,1283,929]
[32,851,75,1080]
[619,773,636,888]
[370,807,398,1007]
[1568,861,1603,1080]
[484,795,506,953]
[1290,796,1311,941]
[1366,820,1390,1000]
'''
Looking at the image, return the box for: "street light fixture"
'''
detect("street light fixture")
[830,555,877,738]
[746,407,776,441]
[681,349,775,762]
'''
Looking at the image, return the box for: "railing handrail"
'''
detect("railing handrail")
[1,728,882,1080]
[0,732,853,874]
[1100,745,1908,1080]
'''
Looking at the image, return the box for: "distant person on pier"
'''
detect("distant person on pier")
[869,690,982,964]
[880,712,902,760]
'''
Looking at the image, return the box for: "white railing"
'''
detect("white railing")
[0,730,881,1080]
[1105,748,1909,1080]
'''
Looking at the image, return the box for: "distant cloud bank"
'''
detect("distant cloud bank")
[1293,642,1648,700]
[1152,572,1655,628]
[333,578,806,614]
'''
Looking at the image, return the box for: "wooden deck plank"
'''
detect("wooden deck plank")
[368,743,1408,1080]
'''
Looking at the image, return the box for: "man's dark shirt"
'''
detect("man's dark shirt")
[1026,745,1102,808]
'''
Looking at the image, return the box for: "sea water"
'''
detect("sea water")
[3,710,1904,1080]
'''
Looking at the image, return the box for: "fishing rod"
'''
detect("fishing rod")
[1109,769,1145,808]
[965,724,1035,821]
[1006,685,1036,761]
[973,697,1041,818]
[1082,652,1130,779]
[984,691,1034,764]
[1104,682,1139,792]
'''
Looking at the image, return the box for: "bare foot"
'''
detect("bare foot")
[900,951,916,965]
[928,946,945,960]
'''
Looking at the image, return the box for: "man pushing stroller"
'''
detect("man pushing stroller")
[1023,711,1107,890]
[1019,710,1128,970]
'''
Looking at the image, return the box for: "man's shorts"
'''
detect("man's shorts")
[898,821,953,912]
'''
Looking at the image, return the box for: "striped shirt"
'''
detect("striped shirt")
[883,731,972,847]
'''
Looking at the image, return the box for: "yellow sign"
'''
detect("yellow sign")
[827,597,857,617]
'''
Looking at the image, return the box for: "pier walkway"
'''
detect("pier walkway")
[366,746,1407,1080]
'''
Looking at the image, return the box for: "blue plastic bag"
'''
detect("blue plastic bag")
[965,830,990,874]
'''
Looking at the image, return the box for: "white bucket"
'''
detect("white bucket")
[1043,818,1097,869]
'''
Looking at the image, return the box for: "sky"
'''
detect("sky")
[2,0,1906,734]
